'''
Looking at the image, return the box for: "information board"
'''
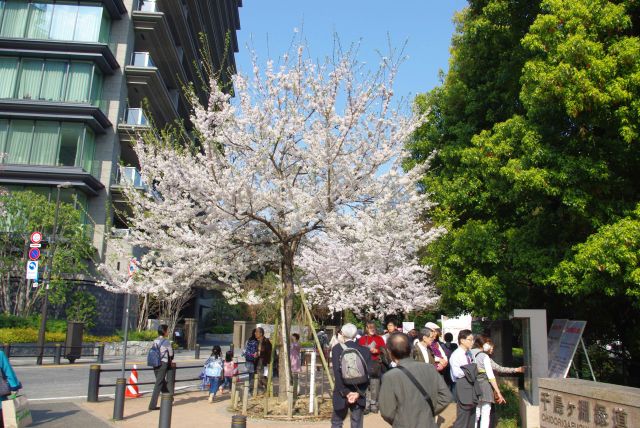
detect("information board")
[547,319,568,371]
[548,320,586,378]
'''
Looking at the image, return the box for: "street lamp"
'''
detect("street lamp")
[36,182,73,365]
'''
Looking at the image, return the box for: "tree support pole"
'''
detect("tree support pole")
[299,287,334,390]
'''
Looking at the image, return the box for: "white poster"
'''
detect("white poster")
[402,322,415,333]
[548,320,586,378]
[547,319,568,370]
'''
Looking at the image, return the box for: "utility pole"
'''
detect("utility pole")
[36,182,72,365]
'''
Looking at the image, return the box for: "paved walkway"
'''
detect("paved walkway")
[78,391,457,428]
[30,402,112,427]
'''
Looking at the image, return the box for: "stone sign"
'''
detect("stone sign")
[539,378,639,428]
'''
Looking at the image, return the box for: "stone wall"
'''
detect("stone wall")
[103,340,153,356]
[538,378,639,428]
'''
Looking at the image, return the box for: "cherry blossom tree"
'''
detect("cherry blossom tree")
[108,43,442,392]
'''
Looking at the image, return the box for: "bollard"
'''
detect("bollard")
[230,376,237,408]
[166,362,176,394]
[194,343,200,360]
[87,364,101,402]
[158,392,173,428]
[242,381,249,416]
[3,343,10,358]
[113,378,126,420]
[231,415,246,428]
[53,344,62,365]
[97,343,105,364]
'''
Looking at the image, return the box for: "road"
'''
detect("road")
[14,358,209,402]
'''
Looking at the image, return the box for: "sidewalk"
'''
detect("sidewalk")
[79,391,457,428]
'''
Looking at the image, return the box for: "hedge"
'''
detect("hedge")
[0,328,120,344]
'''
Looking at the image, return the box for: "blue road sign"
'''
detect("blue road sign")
[26,260,38,280]
[28,248,40,260]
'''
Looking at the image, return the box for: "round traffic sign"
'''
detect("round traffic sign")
[28,248,40,261]
[30,231,43,244]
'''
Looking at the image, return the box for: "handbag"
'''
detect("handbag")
[395,366,436,416]
[2,394,32,428]
[0,376,10,397]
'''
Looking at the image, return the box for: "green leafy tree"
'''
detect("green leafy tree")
[66,291,98,330]
[0,190,94,316]
[410,0,640,384]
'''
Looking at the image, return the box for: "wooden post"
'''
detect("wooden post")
[230,376,237,409]
[242,381,249,415]
[299,288,334,390]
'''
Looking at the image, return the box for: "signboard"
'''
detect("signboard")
[28,248,40,261]
[26,261,38,280]
[547,319,568,371]
[402,322,415,333]
[441,314,472,342]
[30,231,42,244]
[548,320,586,378]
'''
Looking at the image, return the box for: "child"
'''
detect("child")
[204,346,223,403]
[222,350,237,392]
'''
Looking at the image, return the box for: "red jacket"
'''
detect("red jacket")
[358,335,386,361]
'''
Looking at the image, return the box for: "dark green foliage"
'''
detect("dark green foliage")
[410,0,640,385]
[66,291,98,330]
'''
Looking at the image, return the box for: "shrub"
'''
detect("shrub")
[496,385,520,427]
[66,291,98,330]
[119,330,157,341]
[0,328,119,344]
[208,325,233,334]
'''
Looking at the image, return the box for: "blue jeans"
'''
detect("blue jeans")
[223,376,232,390]
[208,377,221,396]
[245,361,256,392]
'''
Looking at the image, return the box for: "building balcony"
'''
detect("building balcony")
[0,39,119,75]
[124,108,149,126]
[125,53,179,126]
[131,7,188,92]
[114,166,147,190]
[0,165,104,196]
[101,0,128,18]
[0,100,111,134]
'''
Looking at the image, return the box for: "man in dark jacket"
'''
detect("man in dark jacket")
[331,323,372,428]
[379,333,451,428]
[255,327,272,393]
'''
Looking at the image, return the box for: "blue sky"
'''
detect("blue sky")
[234,1,468,101]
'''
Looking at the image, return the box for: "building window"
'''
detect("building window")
[0,57,103,107]
[0,119,96,173]
[0,0,110,44]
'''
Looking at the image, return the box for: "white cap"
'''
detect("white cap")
[425,322,441,330]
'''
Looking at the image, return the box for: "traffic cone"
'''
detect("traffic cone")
[126,364,142,398]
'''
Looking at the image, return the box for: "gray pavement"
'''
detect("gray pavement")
[30,402,112,427]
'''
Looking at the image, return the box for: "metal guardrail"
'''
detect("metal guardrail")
[3,342,105,364]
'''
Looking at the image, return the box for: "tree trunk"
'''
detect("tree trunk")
[278,244,296,399]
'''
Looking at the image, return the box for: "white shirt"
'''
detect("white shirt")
[449,346,472,382]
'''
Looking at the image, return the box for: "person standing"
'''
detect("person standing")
[442,332,458,393]
[148,324,174,411]
[242,329,259,394]
[382,319,399,344]
[204,346,224,403]
[254,327,272,393]
[412,327,436,364]
[0,349,22,427]
[358,321,386,413]
[379,333,451,427]
[331,323,372,428]
[450,329,476,428]
[425,322,449,373]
